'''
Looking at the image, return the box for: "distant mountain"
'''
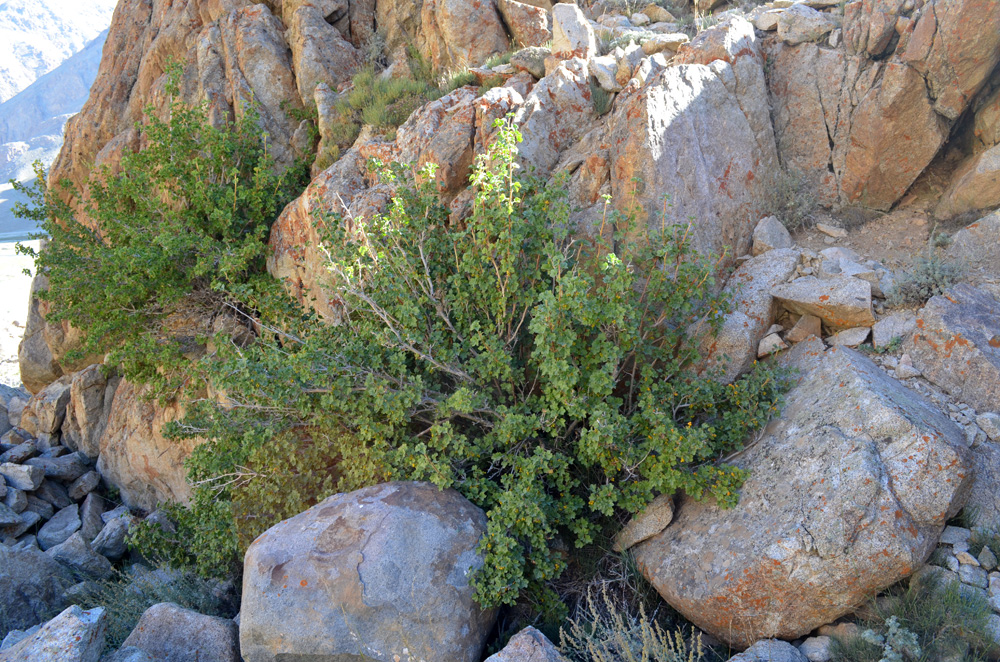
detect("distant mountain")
[0,0,116,241]
[0,0,117,103]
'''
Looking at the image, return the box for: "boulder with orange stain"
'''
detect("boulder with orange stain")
[633,344,972,648]
[904,284,1000,413]
[240,481,495,662]
[771,275,875,332]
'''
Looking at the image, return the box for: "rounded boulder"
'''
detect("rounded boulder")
[240,481,496,662]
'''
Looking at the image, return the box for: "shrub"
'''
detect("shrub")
[769,169,817,232]
[830,575,995,662]
[590,79,615,116]
[13,64,308,393]
[69,566,236,652]
[886,240,962,308]
[143,119,787,617]
[559,585,703,662]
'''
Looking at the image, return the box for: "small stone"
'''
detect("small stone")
[895,362,922,379]
[4,486,25,513]
[956,550,981,566]
[798,636,832,662]
[24,452,89,482]
[102,505,129,524]
[92,515,130,561]
[816,223,848,238]
[980,546,998,571]
[978,413,1000,442]
[988,614,1000,645]
[0,501,19,527]
[960,563,989,589]
[990,594,1000,613]
[630,12,650,26]
[872,313,916,349]
[643,4,675,23]
[79,493,106,543]
[786,314,823,343]
[941,526,973,545]
[754,9,782,31]
[945,554,961,573]
[758,333,789,357]
[817,622,860,639]
[46,532,113,580]
[953,541,969,554]
[2,509,40,538]
[35,480,73,509]
[828,327,870,347]
[24,495,54,521]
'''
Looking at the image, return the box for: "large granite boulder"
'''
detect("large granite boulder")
[241,481,496,662]
[608,18,779,263]
[904,284,1000,413]
[634,342,974,647]
[61,365,118,460]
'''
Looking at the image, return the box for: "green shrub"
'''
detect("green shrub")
[590,79,615,116]
[830,575,995,662]
[13,64,308,393]
[769,169,817,232]
[560,585,703,662]
[144,119,787,617]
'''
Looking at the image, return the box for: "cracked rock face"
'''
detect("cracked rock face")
[240,481,496,662]
[633,341,973,647]
[768,0,1000,210]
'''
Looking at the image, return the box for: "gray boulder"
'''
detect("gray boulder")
[634,345,973,646]
[37,504,81,551]
[728,640,808,662]
[752,216,793,256]
[484,627,568,661]
[904,284,1000,412]
[120,603,239,662]
[964,441,1000,532]
[0,464,43,491]
[0,605,106,662]
[46,532,113,580]
[771,276,875,331]
[241,482,496,662]
[0,545,74,630]
[92,516,130,561]
[24,452,90,483]
[18,378,71,438]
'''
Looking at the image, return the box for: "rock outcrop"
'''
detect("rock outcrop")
[241,481,496,662]
[634,342,974,646]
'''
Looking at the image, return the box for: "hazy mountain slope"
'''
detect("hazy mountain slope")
[0,30,109,240]
[0,0,117,103]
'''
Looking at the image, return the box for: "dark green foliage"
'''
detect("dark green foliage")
[14,67,308,393]
[830,576,995,662]
[140,120,787,616]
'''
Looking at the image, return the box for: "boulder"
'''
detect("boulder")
[0,545,74,631]
[285,5,360,108]
[0,441,37,464]
[241,482,496,662]
[514,58,595,178]
[35,480,72,510]
[935,144,1000,219]
[945,211,1000,286]
[96,380,204,510]
[19,379,71,438]
[92,515,130,561]
[640,33,689,55]
[45,532,113,580]
[2,510,41,539]
[79,493,106,543]
[511,46,549,79]
[68,471,100,501]
[828,326,869,347]
[752,216,793,256]
[18,274,64,394]
[551,3,596,59]
[697,249,800,383]
[966,442,1000,533]
[771,276,875,331]
[484,627,568,661]
[25,453,90,482]
[377,0,509,71]
[120,603,239,662]
[61,365,116,460]
[872,313,916,349]
[37,504,81,551]
[634,345,973,646]
[728,640,808,662]
[777,4,839,46]
[0,605,105,662]
[497,0,551,49]
[786,314,823,343]
[609,19,779,263]
[612,495,674,553]
[0,463,43,491]
[904,284,1000,412]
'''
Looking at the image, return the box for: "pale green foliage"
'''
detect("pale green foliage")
[560,586,703,662]
[887,236,963,307]
[861,617,920,662]
[831,575,995,662]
